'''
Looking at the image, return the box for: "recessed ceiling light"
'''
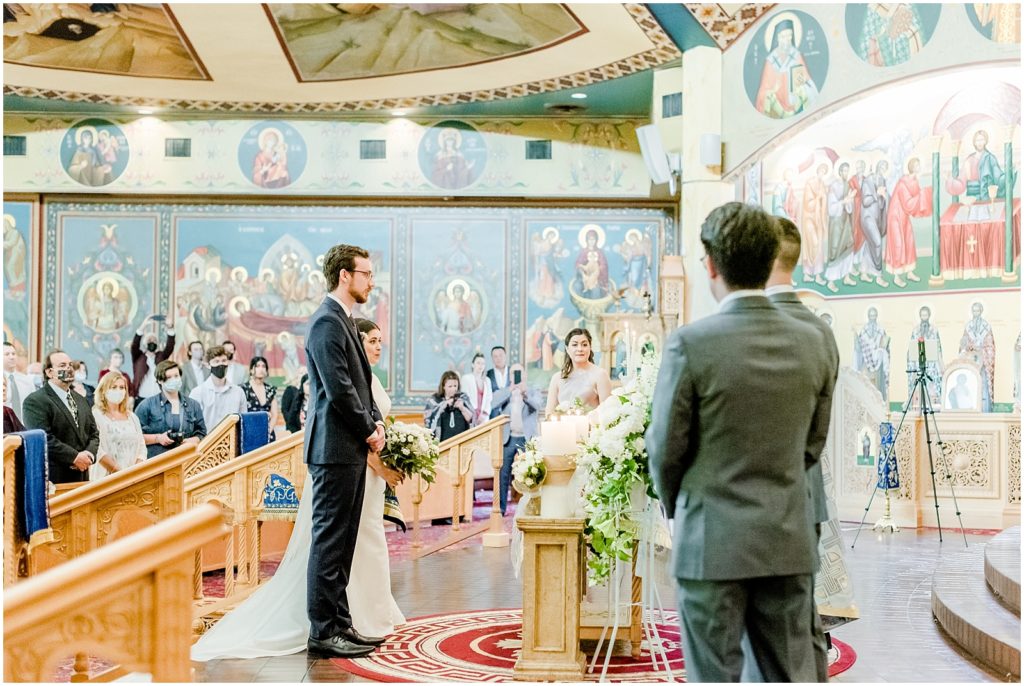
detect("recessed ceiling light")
[570,93,588,100]
[391,109,408,117]
[137,108,154,115]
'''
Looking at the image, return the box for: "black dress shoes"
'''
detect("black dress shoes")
[340,627,386,647]
[307,634,375,658]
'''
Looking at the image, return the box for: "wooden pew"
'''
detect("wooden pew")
[4,435,22,586]
[27,442,197,577]
[185,414,239,479]
[4,503,228,682]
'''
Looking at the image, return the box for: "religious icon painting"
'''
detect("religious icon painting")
[844,4,941,68]
[965,3,1021,44]
[60,118,130,187]
[237,121,307,189]
[76,271,139,335]
[742,10,829,120]
[856,425,876,466]
[418,121,487,190]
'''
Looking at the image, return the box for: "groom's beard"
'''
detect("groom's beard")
[348,284,370,304]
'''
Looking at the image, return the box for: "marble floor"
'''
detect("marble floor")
[192,522,1008,683]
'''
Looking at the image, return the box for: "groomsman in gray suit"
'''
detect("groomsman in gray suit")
[762,216,839,681]
[646,202,832,682]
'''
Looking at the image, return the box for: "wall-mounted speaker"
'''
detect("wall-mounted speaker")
[636,124,681,194]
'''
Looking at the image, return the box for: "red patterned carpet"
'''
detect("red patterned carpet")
[333,608,857,683]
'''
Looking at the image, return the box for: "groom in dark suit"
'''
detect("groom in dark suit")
[304,244,387,659]
[646,203,832,682]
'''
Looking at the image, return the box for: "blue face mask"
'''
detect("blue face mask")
[163,377,183,392]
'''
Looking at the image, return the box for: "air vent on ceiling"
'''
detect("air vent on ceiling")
[164,138,191,158]
[3,135,27,156]
[662,92,682,119]
[360,140,386,160]
[526,140,552,160]
[544,103,587,115]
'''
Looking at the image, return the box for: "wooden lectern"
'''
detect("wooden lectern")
[513,517,587,682]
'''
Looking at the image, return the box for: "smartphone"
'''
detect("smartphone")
[512,370,522,385]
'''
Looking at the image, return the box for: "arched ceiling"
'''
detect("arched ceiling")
[3,3,684,116]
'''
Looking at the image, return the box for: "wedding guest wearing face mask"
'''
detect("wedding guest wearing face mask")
[180,340,209,398]
[136,360,206,458]
[222,339,249,387]
[190,345,247,432]
[22,350,100,483]
[26,362,43,390]
[241,356,280,439]
[90,371,146,479]
[98,348,135,402]
[70,360,96,407]
[131,313,176,405]
[3,340,35,422]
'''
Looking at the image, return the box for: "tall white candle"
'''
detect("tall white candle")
[541,419,576,455]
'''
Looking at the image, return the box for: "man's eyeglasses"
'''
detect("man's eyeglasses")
[347,269,374,280]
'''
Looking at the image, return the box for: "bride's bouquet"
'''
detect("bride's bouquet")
[511,438,546,493]
[381,420,441,484]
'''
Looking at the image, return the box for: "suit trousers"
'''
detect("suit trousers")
[499,435,526,514]
[306,462,367,640]
[676,574,816,683]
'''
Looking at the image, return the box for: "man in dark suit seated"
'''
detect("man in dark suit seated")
[646,203,832,682]
[22,349,100,484]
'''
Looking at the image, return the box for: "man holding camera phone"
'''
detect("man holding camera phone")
[131,313,176,405]
[136,360,207,458]
[492,363,541,515]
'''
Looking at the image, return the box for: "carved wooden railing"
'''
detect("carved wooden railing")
[184,431,305,636]
[185,414,240,479]
[403,415,508,558]
[4,435,22,587]
[26,443,198,578]
[4,503,228,683]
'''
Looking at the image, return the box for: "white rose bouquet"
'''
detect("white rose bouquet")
[381,420,440,484]
[511,438,547,492]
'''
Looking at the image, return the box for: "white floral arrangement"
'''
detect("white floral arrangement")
[511,438,547,492]
[575,349,661,585]
[381,420,440,484]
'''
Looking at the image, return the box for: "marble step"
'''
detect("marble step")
[984,526,1020,614]
[932,543,1021,679]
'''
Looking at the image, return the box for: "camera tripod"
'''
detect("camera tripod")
[852,345,968,549]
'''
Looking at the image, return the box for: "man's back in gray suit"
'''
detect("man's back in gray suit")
[646,203,832,682]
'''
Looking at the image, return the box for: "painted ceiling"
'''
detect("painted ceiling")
[3,3,689,116]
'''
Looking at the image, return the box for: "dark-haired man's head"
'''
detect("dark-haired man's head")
[322,244,373,307]
[490,345,507,370]
[766,216,802,287]
[699,202,780,300]
[3,341,16,373]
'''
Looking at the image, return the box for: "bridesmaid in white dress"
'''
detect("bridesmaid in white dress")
[192,318,405,660]
[544,327,612,415]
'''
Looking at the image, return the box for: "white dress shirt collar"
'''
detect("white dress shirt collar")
[717,289,766,312]
[327,292,351,318]
[765,284,796,296]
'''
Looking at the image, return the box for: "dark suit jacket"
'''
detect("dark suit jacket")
[22,383,100,483]
[646,295,832,581]
[303,297,381,465]
[131,331,175,395]
[769,291,840,525]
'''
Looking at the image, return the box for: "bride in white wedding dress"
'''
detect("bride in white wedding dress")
[192,318,405,660]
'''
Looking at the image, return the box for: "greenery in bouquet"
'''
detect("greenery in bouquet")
[575,349,661,584]
[381,420,440,484]
[511,438,546,492]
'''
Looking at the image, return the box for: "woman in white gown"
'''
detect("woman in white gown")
[192,318,405,660]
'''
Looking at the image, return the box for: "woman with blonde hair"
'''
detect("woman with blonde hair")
[91,370,147,479]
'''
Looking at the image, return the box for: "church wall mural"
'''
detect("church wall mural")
[723,3,1020,172]
[2,116,652,199]
[742,64,1020,414]
[3,200,35,357]
[32,202,673,409]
